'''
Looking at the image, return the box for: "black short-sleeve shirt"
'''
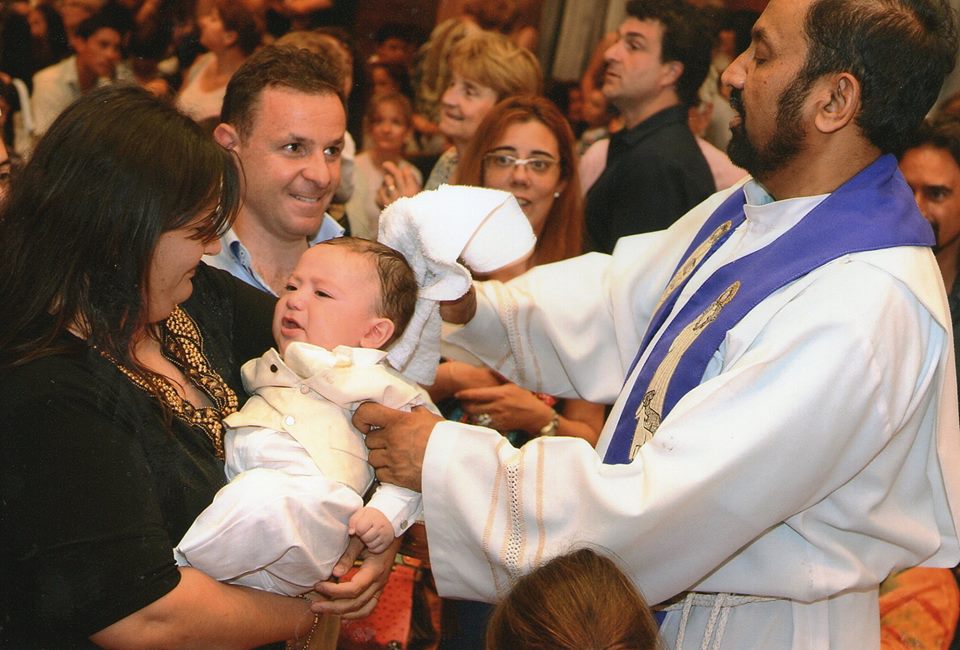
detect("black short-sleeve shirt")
[0,264,275,647]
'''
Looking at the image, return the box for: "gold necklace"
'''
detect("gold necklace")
[99,307,238,459]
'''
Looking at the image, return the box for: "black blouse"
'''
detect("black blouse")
[0,264,275,647]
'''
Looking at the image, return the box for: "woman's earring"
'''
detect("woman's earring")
[553,191,561,198]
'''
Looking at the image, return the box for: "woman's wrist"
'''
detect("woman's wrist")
[537,408,560,437]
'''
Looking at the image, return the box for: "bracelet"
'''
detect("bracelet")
[291,595,321,650]
[538,409,560,437]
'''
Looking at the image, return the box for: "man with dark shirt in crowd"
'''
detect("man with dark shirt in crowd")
[900,115,960,393]
[585,0,715,254]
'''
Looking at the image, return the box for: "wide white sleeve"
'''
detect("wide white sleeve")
[445,188,734,403]
[423,259,955,605]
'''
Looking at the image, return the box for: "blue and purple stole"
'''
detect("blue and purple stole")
[603,154,934,465]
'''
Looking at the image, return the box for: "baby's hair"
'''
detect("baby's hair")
[317,237,417,346]
[486,548,662,650]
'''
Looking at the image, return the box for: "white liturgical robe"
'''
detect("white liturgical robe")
[426,179,960,649]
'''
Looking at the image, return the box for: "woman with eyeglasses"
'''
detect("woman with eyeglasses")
[422,93,606,648]
[431,94,605,448]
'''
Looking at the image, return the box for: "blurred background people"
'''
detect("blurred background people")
[31,9,128,136]
[176,0,261,122]
[379,30,541,207]
[348,92,421,240]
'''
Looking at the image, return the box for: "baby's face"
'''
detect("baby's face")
[273,245,383,354]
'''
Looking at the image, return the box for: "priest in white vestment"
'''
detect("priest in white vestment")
[328,1,960,647]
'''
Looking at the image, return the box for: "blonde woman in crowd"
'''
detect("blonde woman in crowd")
[378,30,541,207]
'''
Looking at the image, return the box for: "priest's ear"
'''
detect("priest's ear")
[814,72,861,135]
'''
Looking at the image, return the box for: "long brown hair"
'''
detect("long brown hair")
[486,548,661,650]
[455,94,583,266]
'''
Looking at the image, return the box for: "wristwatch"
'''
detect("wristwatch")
[538,409,560,437]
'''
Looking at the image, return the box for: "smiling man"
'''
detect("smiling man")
[353,0,960,647]
[204,46,346,296]
[583,0,714,253]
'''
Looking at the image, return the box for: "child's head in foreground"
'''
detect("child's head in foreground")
[273,237,418,355]
[485,548,661,650]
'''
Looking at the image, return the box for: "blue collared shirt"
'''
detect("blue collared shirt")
[203,214,344,295]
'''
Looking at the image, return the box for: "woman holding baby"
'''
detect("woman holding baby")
[0,85,389,648]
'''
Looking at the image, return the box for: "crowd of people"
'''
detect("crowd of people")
[2,0,960,648]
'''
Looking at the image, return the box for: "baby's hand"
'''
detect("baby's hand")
[348,507,395,554]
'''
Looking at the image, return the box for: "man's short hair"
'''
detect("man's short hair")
[317,237,418,347]
[448,31,542,100]
[625,0,714,108]
[274,31,349,90]
[374,22,425,47]
[74,5,130,40]
[903,114,960,168]
[799,0,958,156]
[220,45,344,138]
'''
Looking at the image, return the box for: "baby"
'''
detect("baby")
[175,237,434,595]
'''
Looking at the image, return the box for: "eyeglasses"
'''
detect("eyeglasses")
[483,153,559,175]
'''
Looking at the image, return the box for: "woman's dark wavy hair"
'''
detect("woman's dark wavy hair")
[799,0,958,156]
[0,84,241,369]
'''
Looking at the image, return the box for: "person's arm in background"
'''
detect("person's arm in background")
[453,381,605,446]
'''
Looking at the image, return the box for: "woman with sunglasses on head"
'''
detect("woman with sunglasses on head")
[0,84,391,648]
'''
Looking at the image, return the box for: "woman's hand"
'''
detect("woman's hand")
[311,536,401,619]
[456,383,555,434]
[376,160,421,208]
[427,360,501,402]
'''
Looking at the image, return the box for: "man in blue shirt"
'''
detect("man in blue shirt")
[205,45,345,295]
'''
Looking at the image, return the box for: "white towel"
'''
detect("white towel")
[378,184,535,384]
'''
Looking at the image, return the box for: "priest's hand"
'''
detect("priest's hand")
[440,285,477,324]
[356,403,442,492]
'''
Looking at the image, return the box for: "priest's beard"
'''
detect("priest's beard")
[727,80,810,181]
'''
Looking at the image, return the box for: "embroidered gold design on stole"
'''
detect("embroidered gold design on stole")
[653,221,734,315]
[629,281,741,460]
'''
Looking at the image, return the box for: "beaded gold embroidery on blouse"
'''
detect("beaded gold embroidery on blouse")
[99,306,238,459]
